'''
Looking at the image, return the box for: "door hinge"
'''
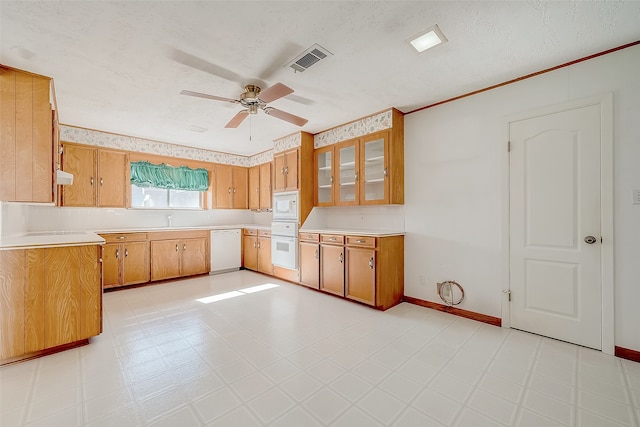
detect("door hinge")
[503,289,511,301]
[507,141,511,152]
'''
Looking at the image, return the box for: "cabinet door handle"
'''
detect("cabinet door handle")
[339,252,343,263]
[257,241,261,249]
[356,239,366,243]
[228,187,232,193]
[115,248,119,259]
[281,167,285,175]
[383,168,388,177]
[285,166,289,175]
[253,242,257,248]
[100,177,104,186]
[183,244,187,251]
[355,171,359,182]
[330,175,333,183]
[125,249,129,258]
[233,188,236,193]
[314,249,318,259]
[175,244,179,252]
[90,177,94,186]
[369,257,374,269]
[118,236,126,240]
[328,237,336,241]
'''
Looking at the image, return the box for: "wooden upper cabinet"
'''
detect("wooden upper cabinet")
[0,66,54,203]
[273,149,298,192]
[249,163,272,210]
[61,144,127,207]
[62,144,97,206]
[232,167,248,209]
[335,139,359,206]
[248,166,260,210]
[259,162,272,209]
[97,149,127,207]
[215,165,247,209]
[314,145,335,206]
[312,109,404,207]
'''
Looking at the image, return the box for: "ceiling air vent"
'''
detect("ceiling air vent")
[287,43,332,73]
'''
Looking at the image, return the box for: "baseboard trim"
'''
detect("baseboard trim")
[1,339,90,367]
[615,346,640,363]
[403,296,502,327]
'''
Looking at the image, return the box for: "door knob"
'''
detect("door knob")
[584,236,597,244]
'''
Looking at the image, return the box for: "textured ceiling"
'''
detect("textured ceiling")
[2,1,639,156]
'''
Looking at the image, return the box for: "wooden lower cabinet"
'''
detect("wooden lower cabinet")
[320,243,345,296]
[242,229,272,274]
[0,245,102,364]
[299,233,320,289]
[306,234,404,310]
[257,235,272,275]
[345,247,376,305]
[149,231,209,281]
[100,233,150,288]
[181,237,208,276]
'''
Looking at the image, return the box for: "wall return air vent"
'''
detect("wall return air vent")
[286,43,332,73]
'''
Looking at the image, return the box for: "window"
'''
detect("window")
[129,160,209,209]
[131,185,202,209]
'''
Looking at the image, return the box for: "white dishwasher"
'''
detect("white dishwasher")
[210,229,241,274]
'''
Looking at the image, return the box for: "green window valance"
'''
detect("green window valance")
[130,161,209,191]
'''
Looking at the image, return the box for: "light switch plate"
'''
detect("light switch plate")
[633,189,640,205]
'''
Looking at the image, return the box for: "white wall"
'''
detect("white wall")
[404,44,640,351]
[0,202,29,236]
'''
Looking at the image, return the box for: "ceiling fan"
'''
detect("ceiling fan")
[180,82,308,128]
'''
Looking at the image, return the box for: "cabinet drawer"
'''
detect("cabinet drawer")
[101,233,148,243]
[243,228,257,236]
[258,229,271,237]
[346,236,376,248]
[300,233,319,242]
[321,234,344,245]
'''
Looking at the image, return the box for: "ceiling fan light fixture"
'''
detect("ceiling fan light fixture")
[408,24,447,53]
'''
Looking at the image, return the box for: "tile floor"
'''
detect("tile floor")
[1,270,639,427]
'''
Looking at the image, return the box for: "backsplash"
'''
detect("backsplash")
[0,202,29,237]
[314,109,393,148]
[25,205,254,232]
[301,205,404,232]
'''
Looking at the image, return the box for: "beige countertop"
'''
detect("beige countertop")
[299,228,405,237]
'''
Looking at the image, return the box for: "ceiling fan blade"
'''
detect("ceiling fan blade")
[259,83,294,103]
[180,90,239,104]
[225,110,249,128]
[265,108,308,127]
[169,48,243,83]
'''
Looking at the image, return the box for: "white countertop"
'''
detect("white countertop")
[0,231,105,250]
[0,225,271,250]
[299,228,405,237]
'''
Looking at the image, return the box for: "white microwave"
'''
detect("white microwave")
[272,191,299,221]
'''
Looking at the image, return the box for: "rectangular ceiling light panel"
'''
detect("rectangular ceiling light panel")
[408,24,447,53]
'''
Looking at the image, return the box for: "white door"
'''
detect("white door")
[509,104,602,349]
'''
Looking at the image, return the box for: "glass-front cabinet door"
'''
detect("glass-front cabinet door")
[336,140,359,205]
[360,132,388,204]
[315,146,334,206]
